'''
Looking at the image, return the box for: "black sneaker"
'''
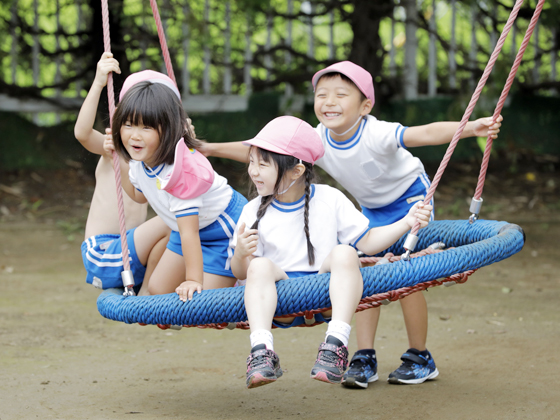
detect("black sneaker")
[310,336,349,384]
[387,348,439,384]
[245,344,283,389]
[342,350,378,389]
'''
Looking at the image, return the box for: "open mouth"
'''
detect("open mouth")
[131,145,143,152]
[324,112,341,118]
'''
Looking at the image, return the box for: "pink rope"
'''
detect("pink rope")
[409,0,525,238]
[101,0,131,273]
[474,0,546,200]
[149,0,177,85]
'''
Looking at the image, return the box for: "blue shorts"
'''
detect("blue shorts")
[361,174,434,228]
[81,228,146,289]
[166,189,247,278]
[272,271,332,328]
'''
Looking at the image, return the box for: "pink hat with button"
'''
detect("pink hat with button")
[311,61,375,105]
[158,139,215,200]
[119,70,181,102]
[243,116,324,165]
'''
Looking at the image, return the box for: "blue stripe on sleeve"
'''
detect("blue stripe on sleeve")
[175,208,199,218]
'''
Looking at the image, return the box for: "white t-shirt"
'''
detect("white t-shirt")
[129,160,233,232]
[315,115,425,209]
[230,184,370,273]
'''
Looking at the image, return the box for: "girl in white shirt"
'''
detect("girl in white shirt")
[230,116,432,389]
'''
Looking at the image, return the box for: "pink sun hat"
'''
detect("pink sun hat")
[243,116,324,165]
[158,139,215,200]
[311,61,375,105]
[119,70,181,102]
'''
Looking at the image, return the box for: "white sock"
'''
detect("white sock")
[250,329,274,351]
[325,320,351,347]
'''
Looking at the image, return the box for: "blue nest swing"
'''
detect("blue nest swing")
[96,220,525,327]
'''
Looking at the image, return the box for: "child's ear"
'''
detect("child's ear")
[360,98,373,115]
[291,163,306,180]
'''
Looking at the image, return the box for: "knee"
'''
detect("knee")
[330,244,360,268]
[246,258,276,284]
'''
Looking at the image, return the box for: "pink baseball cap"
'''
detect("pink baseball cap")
[312,61,375,105]
[119,70,181,102]
[158,139,215,199]
[243,116,324,165]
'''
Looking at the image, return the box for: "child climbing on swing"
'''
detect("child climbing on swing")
[103,67,247,300]
[229,116,432,389]
[202,61,503,388]
[75,52,170,295]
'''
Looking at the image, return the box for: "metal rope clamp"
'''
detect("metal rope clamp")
[469,197,483,224]
[401,233,419,262]
[121,270,136,296]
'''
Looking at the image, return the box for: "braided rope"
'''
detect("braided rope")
[410,0,525,237]
[97,220,525,327]
[474,0,546,200]
[100,0,131,273]
[149,0,177,85]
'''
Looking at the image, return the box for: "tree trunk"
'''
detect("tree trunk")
[348,0,393,103]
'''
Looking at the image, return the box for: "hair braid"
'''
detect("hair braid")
[303,165,315,266]
[251,195,274,230]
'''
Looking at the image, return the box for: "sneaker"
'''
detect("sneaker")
[310,336,349,384]
[387,348,439,384]
[342,350,378,389]
[246,344,283,389]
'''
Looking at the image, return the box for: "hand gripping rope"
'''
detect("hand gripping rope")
[401,0,546,261]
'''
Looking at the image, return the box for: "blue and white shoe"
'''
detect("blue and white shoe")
[387,348,439,384]
[342,350,378,389]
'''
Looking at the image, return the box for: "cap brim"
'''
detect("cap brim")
[242,138,290,157]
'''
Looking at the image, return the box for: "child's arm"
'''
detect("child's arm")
[175,215,204,302]
[74,52,121,155]
[230,223,258,280]
[103,129,147,204]
[403,115,503,148]
[356,203,432,256]
[198,141,249,163]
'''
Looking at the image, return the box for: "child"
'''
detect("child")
[230,116,432,389]
[75,52,170,295]
[103,68,247,300]
[202,61,503,388]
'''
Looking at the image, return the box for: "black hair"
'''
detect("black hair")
[250,147,316,266]
[316,71,367,102]
[112,81,200,166]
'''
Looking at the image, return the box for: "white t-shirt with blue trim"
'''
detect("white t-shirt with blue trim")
[315,115,425,209]
[231,184,370,273]
[129,160,233,232]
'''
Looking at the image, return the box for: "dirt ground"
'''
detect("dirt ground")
[1,160,559,420]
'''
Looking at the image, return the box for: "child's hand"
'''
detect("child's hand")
[473,115,503,139]
[176,280,202,302]
[103,128,116,158]
[235,223,258,259]
[404,202,433,229]
[93,52,121,89]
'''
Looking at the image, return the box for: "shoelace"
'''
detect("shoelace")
[249,353,273,370]
[319,350,343,367]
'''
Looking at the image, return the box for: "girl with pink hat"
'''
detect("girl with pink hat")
[229,116,432,388]
[96,62,247,300]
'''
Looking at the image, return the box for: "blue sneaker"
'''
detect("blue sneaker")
[387,348,439,384]
[342,350,378,389]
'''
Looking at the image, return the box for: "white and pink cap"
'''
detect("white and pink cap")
[311,61,375,105]
[158,139,215,200]
[243,116,324,165]
[119,70,181,102]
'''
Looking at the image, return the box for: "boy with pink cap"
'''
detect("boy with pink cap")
[311,61,502,388]
[230,116,432,388]
[75,52,170,294]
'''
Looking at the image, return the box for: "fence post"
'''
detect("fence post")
[389,8,396,78]
[285,0,293,97]
[265,7,273,83]
[10,0,18,85]
[449,0,457,90]
[428,0,437,97]
[532,20,540,83]
[224,1,232,94]
[203,0,211,94]
[328,9,335,60]
[182,3,190,96]
[469,5,478,91]
[244,13,253,95]
[403,0,418,99]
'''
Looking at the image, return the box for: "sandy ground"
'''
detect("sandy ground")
[1,214,559,420]
[1,162,560,419]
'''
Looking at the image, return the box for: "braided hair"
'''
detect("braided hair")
[249,147,316,266]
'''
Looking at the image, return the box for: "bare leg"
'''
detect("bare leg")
[318,245,363,324]
[400,292,428,351]
[147,249,186,295]
[354,307,381,350]
[203,273,237,290]
[137,234,169,296]
[244,258,288,332]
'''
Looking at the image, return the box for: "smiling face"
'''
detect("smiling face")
[120,118,161,167]
[313,74,372,140]
[248,147,279,197]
